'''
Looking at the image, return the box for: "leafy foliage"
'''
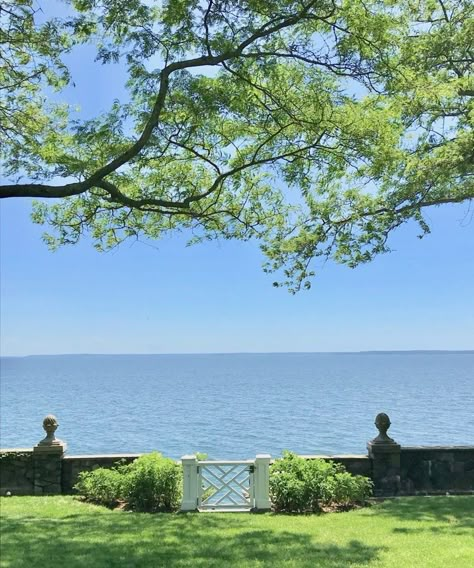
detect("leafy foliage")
[269,451,373,512]
[121,452,182,512]
[0,1,72,175]
[1,1,472,291]
[74,452,182,512]
[74,466,125,507]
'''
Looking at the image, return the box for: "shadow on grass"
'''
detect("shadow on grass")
[1,509,383,567]
[374,496,474,536]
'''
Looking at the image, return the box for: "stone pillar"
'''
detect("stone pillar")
[367,413,401,497]
[254,454,271,511]
[33,415,67,495]
[181,455,199,511]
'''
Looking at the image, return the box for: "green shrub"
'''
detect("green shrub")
[320,471,374,507]
[74,453,182,513]
[270,451,372,513]
[74,467,124,508]
[121,452,182,512]
[269,452,312,512]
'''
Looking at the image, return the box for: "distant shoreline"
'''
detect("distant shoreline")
[2,350,473,359]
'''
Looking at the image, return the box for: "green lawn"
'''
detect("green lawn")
[0,496,473,567]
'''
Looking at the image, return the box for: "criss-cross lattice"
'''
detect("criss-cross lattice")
[198,461,254,509]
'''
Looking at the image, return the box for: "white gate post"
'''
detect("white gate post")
[181,455,199,511]
[254,454,272,511]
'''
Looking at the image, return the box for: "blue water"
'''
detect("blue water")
[0,352,473,458]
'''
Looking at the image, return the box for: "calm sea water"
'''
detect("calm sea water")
[0,353,473,458]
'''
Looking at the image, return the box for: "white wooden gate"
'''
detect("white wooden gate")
[181,454,271,512]
[198,460,254,510]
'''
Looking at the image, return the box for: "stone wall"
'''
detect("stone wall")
[300,455,371,477]
[62,454,141,493]
[0,450,34,495]
[1,414,473,497]
[401,447,474,494]
[33,448,64,495]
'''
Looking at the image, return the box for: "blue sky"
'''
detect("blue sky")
[2,198,473,355]
[1,8,473,356]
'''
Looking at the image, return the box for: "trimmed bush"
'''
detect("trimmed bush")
[74,467,124,508]
[320,471,373,507]
[121,452,182,512]
[270,451,372,513]
[75,452,182,512]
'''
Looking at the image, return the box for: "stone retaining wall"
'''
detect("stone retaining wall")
[61,454,141,493]
[401,447,474,494]
[0,450,34,495]
[1,414,473,497]
[300,455,371,477]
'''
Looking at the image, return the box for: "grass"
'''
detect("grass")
[0,496,473,567]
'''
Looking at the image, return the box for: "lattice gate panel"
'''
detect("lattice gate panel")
[198,461,255,510]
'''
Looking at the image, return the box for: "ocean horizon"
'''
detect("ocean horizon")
[3,349,474,358]
[1,351,473,458]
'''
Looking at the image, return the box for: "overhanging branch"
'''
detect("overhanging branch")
[0,1,320,201]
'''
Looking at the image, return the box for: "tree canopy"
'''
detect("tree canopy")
[1,0,472,291]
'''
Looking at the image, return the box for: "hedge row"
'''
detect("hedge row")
[75,451,372,513]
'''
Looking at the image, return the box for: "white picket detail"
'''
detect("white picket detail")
[254,454,272,510]
[181,455,200,511]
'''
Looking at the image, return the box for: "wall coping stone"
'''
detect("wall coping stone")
[34,444,66,454]
[3,448,472,457]
[300,454,369,459]
[63,454,142,460]
[401,446,474,451]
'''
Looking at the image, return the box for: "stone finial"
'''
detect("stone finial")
[37,414,63,447]
[371,412,396,444]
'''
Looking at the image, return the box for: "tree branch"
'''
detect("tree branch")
[333,192,474,228]
[0,1,320,200]
[0,182,86,199]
